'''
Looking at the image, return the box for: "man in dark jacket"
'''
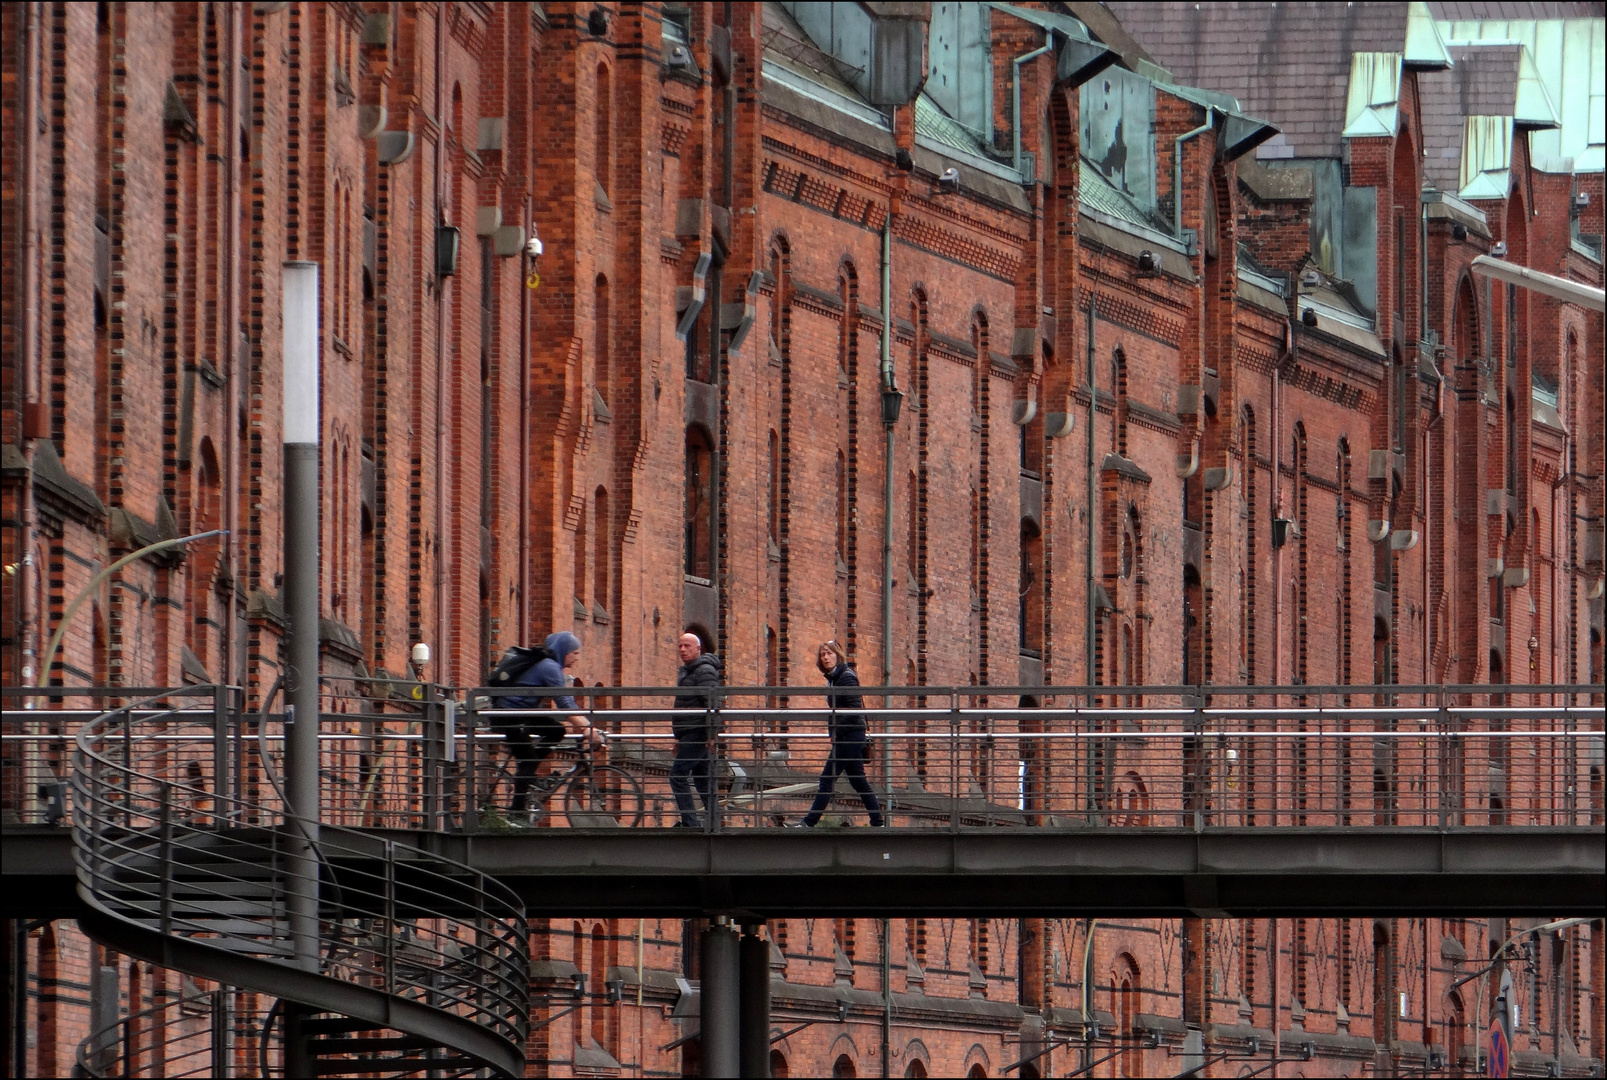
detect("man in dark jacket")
[670,632,722,827]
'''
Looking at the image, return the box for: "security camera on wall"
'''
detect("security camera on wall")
[934,167,961,195]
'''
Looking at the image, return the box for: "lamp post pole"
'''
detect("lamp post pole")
[282,262,323,973]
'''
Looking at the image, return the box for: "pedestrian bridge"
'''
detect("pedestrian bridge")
[3,682,1602,919]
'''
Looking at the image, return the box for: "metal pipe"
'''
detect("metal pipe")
[1173,109,1216,240]
[701,918,741,1077]
[878,210,901,862]
[282,261,322,976]
[1085,289,1097,685]
[222,1,242,693]
[433,1,448,681]
[17,1,41,694]
[1012,39,1054,178]
[520,193,533,644]
[1470,254,1606,311]
[881,218,896,722]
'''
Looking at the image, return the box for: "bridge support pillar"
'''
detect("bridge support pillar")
[700,917,740,1077]
[739,920,771,1078]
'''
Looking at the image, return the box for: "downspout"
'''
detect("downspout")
[520,193,532,644]
[17,2,41,695]
[433,2,448,680]
[710,1,734,650]
[879,216,896,1080]
[1085,290,1096,688]
[222,2,241,690]
[1012,37,1054,178]
[1173,109,1216,240]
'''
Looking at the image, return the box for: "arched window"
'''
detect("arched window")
[772,1049,791,1078]
[1116,953,1142,1077]
[833,1054,858,1078]
[590,921,609,1048]
[685,427,714,580]
[595,64,611,197]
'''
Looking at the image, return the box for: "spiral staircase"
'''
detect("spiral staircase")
[69,690,528,1078]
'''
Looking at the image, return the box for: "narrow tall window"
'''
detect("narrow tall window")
[768,430,781,544]
[594,274,611,407]
[685,428,714,580]
[836,450,848,563]
[1020,519,1042,655]
[595,64,611,197]
[906,470,918,578]
[593,487,610,614]
[574,493,588,604]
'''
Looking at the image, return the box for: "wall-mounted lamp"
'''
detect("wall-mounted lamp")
[436,224,461,278]
[606,977,625,1004]
[881,386,905,427]
[1451,222,1468,241]
[587,8,609,36]
[1301,307,1318,327]
[1490,240,1508,258]
[1136,250,1158,275]
[572,972,590,999]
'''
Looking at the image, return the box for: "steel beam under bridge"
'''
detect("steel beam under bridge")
[3,825,1601,919]
[382,825,1603,918]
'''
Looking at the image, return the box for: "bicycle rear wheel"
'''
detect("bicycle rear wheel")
[563,764,645,827]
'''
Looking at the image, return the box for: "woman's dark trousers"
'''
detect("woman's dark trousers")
[802,731,884,826]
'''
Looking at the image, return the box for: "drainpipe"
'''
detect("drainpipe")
[433,2,448,680]
[1012,37,1054,178]
[17,2,41,695]
[1085,290,1097,687]
[879,217,896,1080]
[222,1,241,690]
[881,220,897,703]
[1173,109,1216,241]
[520,193,532,644]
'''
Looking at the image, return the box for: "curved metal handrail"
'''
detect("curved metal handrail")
[71,689,528,1078]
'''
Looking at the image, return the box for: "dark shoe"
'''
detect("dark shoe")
[673,820,701,829]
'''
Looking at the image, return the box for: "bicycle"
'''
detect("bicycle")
[483,734,645,828]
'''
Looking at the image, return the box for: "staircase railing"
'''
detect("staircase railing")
[71,688,528,1078]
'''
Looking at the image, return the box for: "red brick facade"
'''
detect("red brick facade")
[3,3,1602,1077]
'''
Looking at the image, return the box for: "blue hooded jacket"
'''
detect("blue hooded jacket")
[503,631,581,711]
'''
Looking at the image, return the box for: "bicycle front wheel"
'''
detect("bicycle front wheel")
[563,764,645,828]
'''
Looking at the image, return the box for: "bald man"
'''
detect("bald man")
[670,632,723,827]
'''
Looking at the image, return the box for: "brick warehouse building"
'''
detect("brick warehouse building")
[1,1,1603,1077]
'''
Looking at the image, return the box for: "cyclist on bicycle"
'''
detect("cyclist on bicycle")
[495,631,600,820]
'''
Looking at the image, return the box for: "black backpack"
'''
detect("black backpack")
[485,645,553,700]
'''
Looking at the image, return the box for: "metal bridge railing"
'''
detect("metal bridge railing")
[8,683,1600,834]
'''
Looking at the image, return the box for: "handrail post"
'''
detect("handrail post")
[463,696,479,835]
[710,690,723,835]
[384,840,397,995]
[210,987,229,1079]
[949,691,961,832]
[159,782,173,937]
[213,684,230,824]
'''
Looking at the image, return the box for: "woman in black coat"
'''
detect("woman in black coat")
[797,640,885,827]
